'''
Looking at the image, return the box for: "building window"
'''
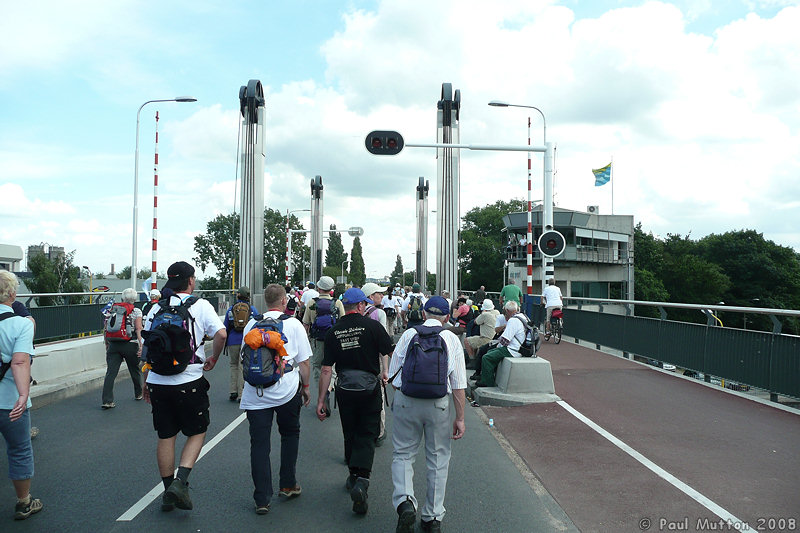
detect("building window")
[571,281,609,299]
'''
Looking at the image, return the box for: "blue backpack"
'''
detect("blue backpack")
[241,315,293,391]
[400,325,448,399]
[142,296,200,375]
[310,298,337,340]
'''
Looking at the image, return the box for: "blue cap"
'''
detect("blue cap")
[424,296,450,316]
[342,287,371,305]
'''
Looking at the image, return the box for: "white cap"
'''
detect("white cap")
[481,299,495,311]
[361,282,388,297]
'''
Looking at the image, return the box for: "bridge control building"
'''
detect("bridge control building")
[502,206,635,308]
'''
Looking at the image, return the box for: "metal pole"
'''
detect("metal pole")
[151,111,159,291]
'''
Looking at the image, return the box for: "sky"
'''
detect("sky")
[1,0,799,284]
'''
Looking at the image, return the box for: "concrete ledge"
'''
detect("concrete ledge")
[496,357,556,394]
[471,384,561,407]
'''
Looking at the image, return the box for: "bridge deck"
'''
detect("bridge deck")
[2,339,797,532]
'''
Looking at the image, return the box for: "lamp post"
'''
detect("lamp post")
[488,100,548,298]
[286,208,311,285]
[341,260,350,284]
[131,96,197,289]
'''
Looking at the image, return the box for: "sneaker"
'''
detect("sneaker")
[30,426,40,439]
[135,394,143,401]
[396,500,416,533]
[14,496,43,520]
[350,477,369,515]
[421,518,442,532]
[254,502,270,515]
[345,474,357,492]
[229,393,238,402]
[101,402,115,409]
[278,484,302,498]
[160,494,175,512]
[165,478,192,510]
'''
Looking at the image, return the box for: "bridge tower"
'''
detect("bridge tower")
[309,175,324,285]
[415,177,429,287]
[435,83,461,297]
[237,80,266,311]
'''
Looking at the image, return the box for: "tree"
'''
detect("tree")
[26,250,85,306]
[349,237,366,286]
[194,213,239,285]
[389,255,404,288]
[459,198,526,291]
[325,226,347,269]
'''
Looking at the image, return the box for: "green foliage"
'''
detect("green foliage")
[325,228,347,269]
[193,213,239,283]
[459,198,526,291]
[389,255,404,288]
[349,237,366,286]
[26,250,85,306]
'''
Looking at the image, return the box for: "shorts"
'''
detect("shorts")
[0,410,34,480]
[148,377,210,439]
[466,335,492,350]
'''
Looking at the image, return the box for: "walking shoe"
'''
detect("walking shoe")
[165,478,192,510]
[254,502,270,515]
[421,518,442,532]
[135,394,143,401]
[14,496,42,520]
[30,426,40,439]
[349,477,369,515]
[101,402,116,409]
[395,500,416,533]
[160,494,175,512]
[345,474,358,492]
[229,393,238,402]
[278,484,302,498]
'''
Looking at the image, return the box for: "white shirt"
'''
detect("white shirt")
[542,285,563,308]
[381,295,402,312]
[388,319,467,393]
[145,293,225,385]
[499,313,528,357]
[401,293,428,312]
[239,311,312,410]
[300,289,319,306]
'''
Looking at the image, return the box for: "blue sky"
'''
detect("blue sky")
[1,0,799,281]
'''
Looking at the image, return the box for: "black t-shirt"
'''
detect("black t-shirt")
[322,312,393,375]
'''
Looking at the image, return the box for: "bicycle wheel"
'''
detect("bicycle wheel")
[554,319,562,344]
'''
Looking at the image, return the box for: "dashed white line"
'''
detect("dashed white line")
[117,412,247,522]
[556,400,753,532]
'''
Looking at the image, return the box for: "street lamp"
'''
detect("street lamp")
[131,96,197,289]
[341,260,350,284]
[488,100,548,297]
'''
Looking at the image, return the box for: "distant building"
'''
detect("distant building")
[27,243,65,264]
[502,205,634,308]
[0,244,24,272]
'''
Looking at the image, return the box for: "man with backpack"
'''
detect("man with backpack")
[316,287,393,516]
[401,283,427,330]
[223,287,261,402]
[141,261,227,513]
[302,276,344,382]
[239,283,311,515]
[474,300,532,388]
[388,296,467,533]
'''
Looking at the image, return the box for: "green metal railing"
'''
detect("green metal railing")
[557,297,800,402]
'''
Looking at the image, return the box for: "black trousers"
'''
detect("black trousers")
[335,386,382,478]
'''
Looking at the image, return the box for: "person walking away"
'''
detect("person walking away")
[302,276,344,383]
[541,278,563,337]
[499,282,523,308]
[363,282,393,448]
[223,287,261,401]
[240,284,311,514]
[381,289,401,339]
[388,295,466,533]
[401,283,427,330]
[475,301,529,387]
[141,261,226,512]
[142,289,161,318]
[0,270,42,520]
[316,288,392,516]
[102,287,144,408]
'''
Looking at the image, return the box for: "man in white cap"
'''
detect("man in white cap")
[303,276,345,383]
[362,282,392,447]
[464,299,500,368]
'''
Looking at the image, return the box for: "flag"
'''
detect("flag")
[592,163,611,186]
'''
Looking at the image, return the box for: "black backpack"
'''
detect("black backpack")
[142,297,201,375]
[400,325,448,399]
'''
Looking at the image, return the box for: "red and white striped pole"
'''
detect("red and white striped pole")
[151,111,159,291]
[285,210,291,285]
[526,116,533,299]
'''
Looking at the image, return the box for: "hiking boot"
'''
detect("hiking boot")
[254,502,270,515]
[278,484,302,498]
[165,478,192,510]
[229,393,238,402]
[421,518,442,532]
[101,402,115,409]
[345,474,358,492]
[14,496,42,520]
[160,494,175,512]
[396,500,416,533]
[349,477,369,515]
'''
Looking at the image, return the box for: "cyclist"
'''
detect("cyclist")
[541,278,563,339]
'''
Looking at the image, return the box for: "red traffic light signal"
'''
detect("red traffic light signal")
[365,131,404,155]
[538,230,566,258]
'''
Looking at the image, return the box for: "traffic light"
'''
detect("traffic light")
[538,230,566,258]
[365,130,404,155]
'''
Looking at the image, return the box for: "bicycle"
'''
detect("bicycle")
[546,308,563,344]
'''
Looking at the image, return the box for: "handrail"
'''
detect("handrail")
[560,296,800,318]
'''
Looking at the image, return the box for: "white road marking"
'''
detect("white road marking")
[557,400,753,532]
[117,412,247,521]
